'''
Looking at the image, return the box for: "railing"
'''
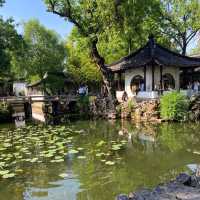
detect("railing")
[0,95,78,103]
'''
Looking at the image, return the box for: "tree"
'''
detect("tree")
[44,0,122,109]
[44,0,169,109]
[0,17,24,77]
[159,0,200,55]
[66,28,102,87]
[16,19,66,82]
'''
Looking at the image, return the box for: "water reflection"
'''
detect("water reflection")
[0,121,200,200]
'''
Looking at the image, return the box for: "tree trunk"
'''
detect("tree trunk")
[91,39,116,113]
[181,33,187,56]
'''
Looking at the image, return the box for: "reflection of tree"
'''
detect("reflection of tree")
[158,123,200,152]
[72,121,200,200]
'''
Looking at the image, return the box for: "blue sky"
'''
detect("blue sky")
[0,0,73,39]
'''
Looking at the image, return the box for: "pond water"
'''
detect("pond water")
[0,120,200,200]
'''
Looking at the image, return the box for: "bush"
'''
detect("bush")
[160,92,189,121]
[127,99,135,112]
[0,102,12,122]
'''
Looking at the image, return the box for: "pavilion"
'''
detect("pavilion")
[108,36,200,99]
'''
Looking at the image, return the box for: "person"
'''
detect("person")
[131,84,137,96]
[122,91,128,102]
[140,82,144,92]
[78,85,86,96]
[193,81,200,94]
[187,82,193,97]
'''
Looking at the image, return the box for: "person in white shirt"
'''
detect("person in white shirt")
[193,81,199,94]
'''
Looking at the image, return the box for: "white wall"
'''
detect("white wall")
[163,66,180,90]
[124,66,180,98]
[13,82,27,96]
[125,68,144,98]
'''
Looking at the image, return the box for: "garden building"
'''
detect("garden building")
[27,71,75,96]
[109,36,200,99]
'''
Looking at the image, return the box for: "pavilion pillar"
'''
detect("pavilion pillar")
[152,64,155,91]
[160,65,163,90]
[144,65,146,91]
[118,72,122,91]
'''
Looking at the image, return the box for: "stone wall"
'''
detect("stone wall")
[189,94,200,121]
[120,99,161,122]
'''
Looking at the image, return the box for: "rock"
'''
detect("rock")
[117,173,200,200]
[189,94,200,121]
[116,194,129,200]
[176,173,191,185]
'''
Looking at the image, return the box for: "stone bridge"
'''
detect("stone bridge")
[0,95,78,123]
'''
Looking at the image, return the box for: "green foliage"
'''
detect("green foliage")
[0,17,24,77]
[0,102,11,122]
[66,28,102,85]
[127,99,135,112]
[160,92,189,121]
[13,19,66,82]
[77,96,90,110]
[160,0,200,55]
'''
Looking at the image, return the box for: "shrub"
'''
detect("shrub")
[160,92,189,121]
[127,99,135,112]
[0,102,12,122]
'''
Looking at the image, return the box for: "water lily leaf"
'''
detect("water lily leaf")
[105,161,115,165]
[68,149,79,154]
[3,143,12,148]
[30,158,38,163]
[77,147,84,151]
[15,169,23,173]
[2,173,15,179]
[77,156,86,159]
[193,151,200,155]
[59,173,69,178]
[96,140,106,147]
[96,153,105,157]
[111,144,122,151]
[0,170,9,175]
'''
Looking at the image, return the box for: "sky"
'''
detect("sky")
[0,0,74,39]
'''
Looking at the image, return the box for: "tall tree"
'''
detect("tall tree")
[0,17,24,77]
[66,28,102,86]
[44,0,122,108]
[160,0,200,55]
[16,19,66,82]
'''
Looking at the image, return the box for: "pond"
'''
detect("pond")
[0,120,200,200]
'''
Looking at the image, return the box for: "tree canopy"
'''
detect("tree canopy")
[66,28,102,86]
[159,0,200,55]
[13,19,66,83]
[0,17,24,78]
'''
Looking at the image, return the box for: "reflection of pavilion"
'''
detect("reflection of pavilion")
[109,36,200,99]
[119,121,157,151]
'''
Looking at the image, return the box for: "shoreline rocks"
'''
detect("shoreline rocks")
[117,173,200,200]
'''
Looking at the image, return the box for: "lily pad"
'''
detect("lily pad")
[2,173,15,179]
[105,161,115,166]
[59,173,69,178]
[68,149,79,154]
[0,170,9,175]
[77,156,86,159]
